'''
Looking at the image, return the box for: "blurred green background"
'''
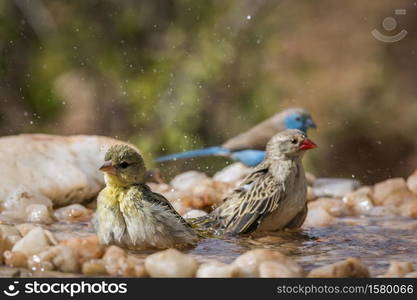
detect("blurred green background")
[1,0,417,184]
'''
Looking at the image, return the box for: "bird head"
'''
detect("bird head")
[282,108,317,134]
[100,144,146,186]
[266,129,317,159]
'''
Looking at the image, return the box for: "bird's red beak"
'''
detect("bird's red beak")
[99,161,117,175]
[299,138,317,151]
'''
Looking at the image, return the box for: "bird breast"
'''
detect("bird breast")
[257,160,307,232]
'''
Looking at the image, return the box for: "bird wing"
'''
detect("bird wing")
[216,162,285,234]
[140,184,194,229]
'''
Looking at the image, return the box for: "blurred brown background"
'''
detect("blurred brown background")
[1,0,417,184]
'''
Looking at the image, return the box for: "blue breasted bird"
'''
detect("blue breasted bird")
[155,108,316,167]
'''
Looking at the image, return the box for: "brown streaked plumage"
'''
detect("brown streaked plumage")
[193,129,317,235]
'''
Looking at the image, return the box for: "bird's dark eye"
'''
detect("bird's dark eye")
[295,117,301,121]
[119,161,129,169]
[291,139,297,144]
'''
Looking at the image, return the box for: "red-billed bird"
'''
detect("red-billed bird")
[192,129,317,235]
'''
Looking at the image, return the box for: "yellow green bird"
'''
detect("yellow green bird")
[95,144,199,249]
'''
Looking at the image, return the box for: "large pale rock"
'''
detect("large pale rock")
[12,227,51,256]
[145,248,199,278]
[232,249,301,278]
[0,134,134,208]
[373,178,417,206]
[308,258,369,278]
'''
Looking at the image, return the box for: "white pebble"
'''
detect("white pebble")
[12,227,51,256]
[145,248,199,278]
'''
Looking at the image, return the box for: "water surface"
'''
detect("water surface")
[1,215,417,276]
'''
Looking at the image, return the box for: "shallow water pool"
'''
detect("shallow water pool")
[1,215,416,277]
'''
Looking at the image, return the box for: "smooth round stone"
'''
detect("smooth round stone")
[145,248,199,278]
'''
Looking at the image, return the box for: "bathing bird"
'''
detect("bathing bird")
[191,129,317,235]
[155,108,316,167]
[95,144,199,249]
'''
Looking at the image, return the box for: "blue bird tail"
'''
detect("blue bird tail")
[230,150,265,167]
[155,146,231,162]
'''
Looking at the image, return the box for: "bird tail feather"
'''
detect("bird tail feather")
[155,146,230,162]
